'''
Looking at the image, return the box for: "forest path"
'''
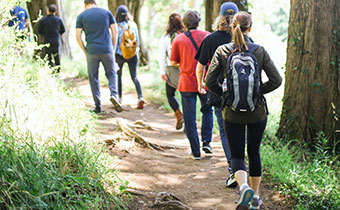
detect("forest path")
[64,75,286,210]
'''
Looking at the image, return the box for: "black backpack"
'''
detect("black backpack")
[222,43,264,113]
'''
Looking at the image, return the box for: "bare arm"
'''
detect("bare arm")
[110,23,118,52]
[196,62,206,94]
[76,28,86,54]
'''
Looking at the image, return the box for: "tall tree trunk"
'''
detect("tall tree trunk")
[49,0,72,59]
[277,0,340,151]
[205,0,214,32]
[205,0,248,32]
[26,0,47,47]
[27,0,72,59]
[108,0,149,66]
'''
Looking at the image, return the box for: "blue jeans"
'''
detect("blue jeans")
[214,107,232,173]
[86,53,118,108]
[181,92,213,157]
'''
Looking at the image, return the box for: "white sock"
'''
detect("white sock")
[253,195,260,199]
[240,183,248,191]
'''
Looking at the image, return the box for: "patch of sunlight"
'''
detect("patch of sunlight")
[156,174,183,185]
[196,198,224,208]
[193,173,209,180]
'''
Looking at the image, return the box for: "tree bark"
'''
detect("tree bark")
[277,0,340,151]
[50,0,72,59]
[107,0,149,66]
[26,0,47,46]
[205,0,248,32]
[26,0,72,59]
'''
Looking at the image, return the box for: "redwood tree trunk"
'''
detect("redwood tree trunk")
[205,0,248,32]
[27,0,72,59]
[108,0,149,66]
[277,0,340,151]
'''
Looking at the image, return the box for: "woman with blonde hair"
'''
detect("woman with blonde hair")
[206,11,282,210]
[195,2,238,187]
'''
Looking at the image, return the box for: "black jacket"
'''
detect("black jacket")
[38,14,65,45]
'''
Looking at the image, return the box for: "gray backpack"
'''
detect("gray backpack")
[222,43,264,113]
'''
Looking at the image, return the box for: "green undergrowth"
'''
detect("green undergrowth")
[0,4,129,209]
[262,116,340,209]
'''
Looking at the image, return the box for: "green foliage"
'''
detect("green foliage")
[0,1,129,209]
[262,133,340,209]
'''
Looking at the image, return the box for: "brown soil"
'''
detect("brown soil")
[65,75,291,210]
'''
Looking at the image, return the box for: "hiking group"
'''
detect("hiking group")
[161,2,281,209]
[9,1,282,209]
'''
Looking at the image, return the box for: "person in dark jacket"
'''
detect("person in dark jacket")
[205,11,282,210]
[38,4,65,73]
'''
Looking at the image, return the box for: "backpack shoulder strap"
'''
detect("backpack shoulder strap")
[118,23,126,31]
[225,43,235,54]
[247,43,260,54]
[184,31,198,51]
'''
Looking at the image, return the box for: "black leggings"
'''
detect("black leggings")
[165,83,179,112]
[116,54,143,99]
[224,119,267,176]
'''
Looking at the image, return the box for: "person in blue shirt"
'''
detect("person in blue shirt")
[115,5,144,109]
[76,0,123,114]
[38,4,65,73]
[8,5,29,39]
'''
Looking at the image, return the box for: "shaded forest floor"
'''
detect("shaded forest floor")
[65,75,290,210]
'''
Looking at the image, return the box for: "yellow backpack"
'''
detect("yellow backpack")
[118,23,137,59]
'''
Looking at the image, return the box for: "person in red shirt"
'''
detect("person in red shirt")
[170,10,213,160]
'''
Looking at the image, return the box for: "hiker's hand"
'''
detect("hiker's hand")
[198,83,206,94]
[161,74,168,82]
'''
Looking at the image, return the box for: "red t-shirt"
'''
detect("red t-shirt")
[170,30,210,92]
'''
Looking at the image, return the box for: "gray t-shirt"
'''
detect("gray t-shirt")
[76,7,116,54]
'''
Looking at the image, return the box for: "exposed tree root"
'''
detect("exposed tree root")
[129,120,155,131]
[151,192,191,210]
[116,118,164,151]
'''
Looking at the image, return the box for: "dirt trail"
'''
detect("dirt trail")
[65,76,288,210]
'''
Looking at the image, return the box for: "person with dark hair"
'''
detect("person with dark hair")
[170,10,212,160]
[158,13,185,130]
[8,4,29,39]
[115,5,144,109]
[206,11,282,210]
[194,2,238,188]
[76,0,123,114]
[38,4,65,73]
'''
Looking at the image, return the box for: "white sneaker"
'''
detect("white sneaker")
[226,173,237,188]
[189,153,201,160]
